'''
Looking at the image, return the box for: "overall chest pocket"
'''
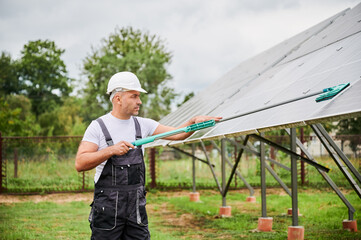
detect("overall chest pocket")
[114,164,142,185]
[111,148,144,186]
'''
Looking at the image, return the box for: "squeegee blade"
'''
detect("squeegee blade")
[316,83,350,102]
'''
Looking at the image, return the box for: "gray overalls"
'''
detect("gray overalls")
[89,117,150,240]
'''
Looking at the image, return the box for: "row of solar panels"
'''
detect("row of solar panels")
[146,3,361,148]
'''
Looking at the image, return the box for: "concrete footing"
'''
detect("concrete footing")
[287,208,300,216]
[287,226,304,240]
[219,206,231,217]
[246,196,256,203]
[343,219,358,232]
[189,192,200,202]
[257,217,273,231]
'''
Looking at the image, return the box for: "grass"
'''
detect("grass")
[0,201,90,239]
[1,189,360,239]
[3,153,361,193]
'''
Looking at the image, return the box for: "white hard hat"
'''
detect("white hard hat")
[107,72,147,94]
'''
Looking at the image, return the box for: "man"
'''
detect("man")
[75,71,221,240]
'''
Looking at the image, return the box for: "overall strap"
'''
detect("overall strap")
[132,117,142,141]
[96,118,114,146]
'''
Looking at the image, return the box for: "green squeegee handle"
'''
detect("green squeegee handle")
[131,119,216,146]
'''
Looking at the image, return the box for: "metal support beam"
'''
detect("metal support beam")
[211,140,255,196]
[314,123,361,184]
[266,157,291,171]
[222,136,249,197]
[227,138,260,156]
[170,146,215,167]
[290,128,298,226]
[285,128,355,220]
[237,136,291,171]
[251,134,330,172]
[311,125,361,200]
[200,141,222,194]
[260,133,267,217]
[240,136,291,196]
[265,162,292,197]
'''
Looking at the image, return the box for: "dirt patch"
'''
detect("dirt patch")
[0,192,93,204]
[147,201,222,239]
[0,188,288,204]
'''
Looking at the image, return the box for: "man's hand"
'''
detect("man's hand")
[109,141,135,156]
[152,115,222,141]
[75,140,135,172]
[190,116,223,124]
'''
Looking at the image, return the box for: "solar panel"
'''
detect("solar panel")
[146,3,361,148]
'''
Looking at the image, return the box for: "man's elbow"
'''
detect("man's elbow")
[75,158,84,172]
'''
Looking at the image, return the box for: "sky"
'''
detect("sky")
[0,0,359,97]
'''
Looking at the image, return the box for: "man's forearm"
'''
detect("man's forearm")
[76,145,115,172]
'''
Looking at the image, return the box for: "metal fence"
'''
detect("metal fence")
[0,133,87,193]
[0,132,360,194]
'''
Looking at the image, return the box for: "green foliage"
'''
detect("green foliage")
[18,40,73,116]
[177,92,194,107]
[38,97,87,136]
[0,51,21,96]
[336,117,361,155]
[0,96,40,136]
[82,26,176,122]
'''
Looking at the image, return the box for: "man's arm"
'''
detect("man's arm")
[75,140,135,172]
[152,115,222,141]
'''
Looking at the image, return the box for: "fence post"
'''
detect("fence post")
[149,148,156,188]
[0,132,3,193]
[14,148,18,178]
[82,172,85,191]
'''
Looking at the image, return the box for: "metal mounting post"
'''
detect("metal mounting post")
[260,133,267,217]
[221,139,227,206]
[192,143,196,193]
[290,128,298,226]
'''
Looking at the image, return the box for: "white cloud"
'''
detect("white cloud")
[0,0,358,95]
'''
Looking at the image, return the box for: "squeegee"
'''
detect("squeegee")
[131,83,349,147]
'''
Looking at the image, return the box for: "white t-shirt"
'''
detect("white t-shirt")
[82,112,159,183]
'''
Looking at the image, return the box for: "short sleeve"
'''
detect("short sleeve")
[138,117,159,137]
[82,120,102,146]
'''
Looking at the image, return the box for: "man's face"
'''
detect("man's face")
[115,90,142,116]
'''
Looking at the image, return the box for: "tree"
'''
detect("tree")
[38,97,87,136]
[18,40,73,117]
[0,52,21,96]
[336,117,361,157]
[177,92,194,107]
[82,26,176,122]
[0,96,40,136]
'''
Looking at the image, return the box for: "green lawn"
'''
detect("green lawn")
[1,189,360,239]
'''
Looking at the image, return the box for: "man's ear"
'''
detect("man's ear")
[116,95,121,105]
